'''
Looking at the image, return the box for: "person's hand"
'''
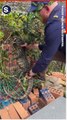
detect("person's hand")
[21,43,28,48]
[21,43,39,50]
[29,69,35,77]
[27,43,39,50]
[33,43,39,49]
[21,43,33,50]
[39,72,45,78]
[25,70,35,80]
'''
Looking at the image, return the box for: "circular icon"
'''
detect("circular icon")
[2,5,11,14]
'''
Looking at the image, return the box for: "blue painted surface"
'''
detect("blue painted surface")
[2,99,12,107]
[40,88,49,97]
[19,98,29,104]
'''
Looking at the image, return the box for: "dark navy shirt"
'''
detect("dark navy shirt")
[32,3,66,73]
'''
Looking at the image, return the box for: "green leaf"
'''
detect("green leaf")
[0,31,4,40]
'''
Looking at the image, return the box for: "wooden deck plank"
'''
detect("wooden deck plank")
[13,102,29,119]
[0,108,10,119]
[7,104,20,119]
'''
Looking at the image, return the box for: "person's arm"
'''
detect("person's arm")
[32,20,61,73]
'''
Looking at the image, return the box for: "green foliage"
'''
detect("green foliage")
[0,31,4,40]
[47,61,65,74]
[0,9,44,43]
